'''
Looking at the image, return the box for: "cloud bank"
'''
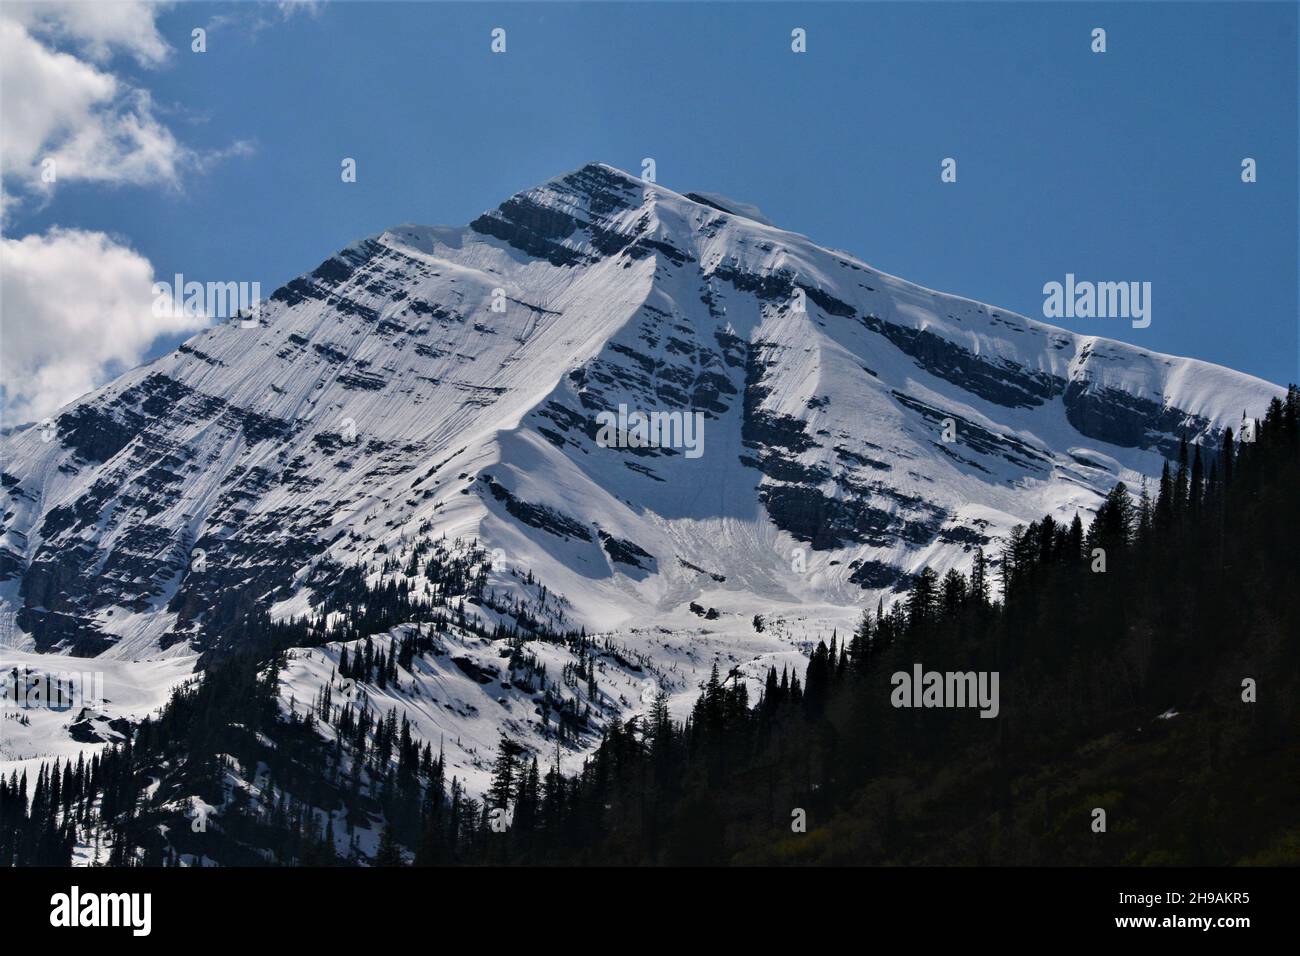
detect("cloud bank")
[1,228,207,426]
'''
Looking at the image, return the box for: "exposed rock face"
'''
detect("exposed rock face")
[0,163,1282,658]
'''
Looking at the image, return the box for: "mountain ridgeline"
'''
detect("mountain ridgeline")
[5,389,1295,866]
[0,163,1283,661]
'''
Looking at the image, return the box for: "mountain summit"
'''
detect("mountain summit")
[0,163,1281,662]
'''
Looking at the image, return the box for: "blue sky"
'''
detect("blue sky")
[7,1,1298,414]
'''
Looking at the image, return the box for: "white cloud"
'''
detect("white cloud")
[0,16,184,210]
[206,0,320,36]
[0,228,208,425]
[0,18,186,198]
[3,1,171,66]
[0,2,249,213]
[0,4,254,424]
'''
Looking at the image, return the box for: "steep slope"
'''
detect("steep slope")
[0,162,1282,671]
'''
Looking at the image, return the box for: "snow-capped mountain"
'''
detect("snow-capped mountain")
[2,162,1279,665]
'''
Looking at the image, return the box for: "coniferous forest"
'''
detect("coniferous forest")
[3,389,1297,867]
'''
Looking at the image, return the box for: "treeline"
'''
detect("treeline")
[3,626,610,866]
[203,534,575,665]
[1,754,92,866]
[0,534,586,866]
[5,390,1296,865]
[439,389,1299,864]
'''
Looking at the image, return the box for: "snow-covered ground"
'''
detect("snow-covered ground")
[0,162,1283,798]
[0,648,197,795]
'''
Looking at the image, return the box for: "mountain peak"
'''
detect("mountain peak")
[517,161,647,215]
[381,164,781,268]
[682,191,774,227]
[0,161,1282,667]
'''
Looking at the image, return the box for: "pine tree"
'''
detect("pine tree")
[1189,443,1204,518]
[849,609,873,674]
[1136,481,1152,541]
[1155,460,1174,529]
[1221,427,1235,489]
[905,567,939,636]
[1173,435,1189,517]
[1001,525,1025,594]
[487,736,522,810]
[803,641,831,715]
[1066,515,1086,561]
[940,568,968,618]
[969,547,990,606]
[374,823,403,866]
